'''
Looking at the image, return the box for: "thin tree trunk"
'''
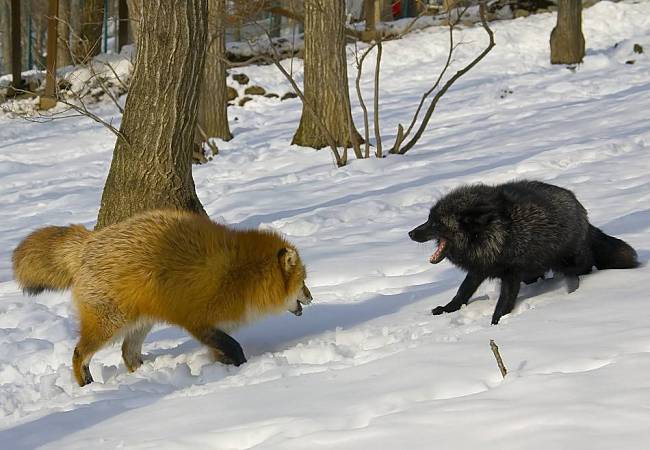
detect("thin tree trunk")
[117,0,129,51]
[198,0,232,142]
[1,0,11,74]
[126,0,141,49]
[10,0,21,90]
[41,0,59,110]
[76,0,104,63]
[96,0,208,229]
[56,0,72,67]
[550,0,585,65]
[292,0,361,149]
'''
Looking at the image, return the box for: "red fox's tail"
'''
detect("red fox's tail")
[12,224,91,295]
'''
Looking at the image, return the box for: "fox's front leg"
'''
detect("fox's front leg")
[432,272,485,315]
[491,275,521,325]
[191,326,247,366]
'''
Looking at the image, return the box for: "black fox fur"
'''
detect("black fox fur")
[409,180,639,324]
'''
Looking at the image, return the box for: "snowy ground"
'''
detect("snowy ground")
[1,2,650,448]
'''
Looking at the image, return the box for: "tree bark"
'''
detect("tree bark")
[292,0,361,149]
[197,0,232,142]
[9,0,21,91]
[117,0,129,51]
[75,0,104,63]
[96,0,208,229]
[56,0,72,67]
[550,0,585,65]
[0,1,10,74]
[41,0,59,110]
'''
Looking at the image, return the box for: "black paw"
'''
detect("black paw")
[81,365,94,386]
[221,353,247,367]
[230,351,247,367]
[432,306,447,315]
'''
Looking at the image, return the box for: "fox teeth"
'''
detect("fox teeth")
[430,239,447,264]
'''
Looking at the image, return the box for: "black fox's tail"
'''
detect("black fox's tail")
[12,225,91,295]
[589,224,639,270]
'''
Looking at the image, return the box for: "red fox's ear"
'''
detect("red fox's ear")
[278,247,298,272]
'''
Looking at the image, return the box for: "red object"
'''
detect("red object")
[392,1,401,18]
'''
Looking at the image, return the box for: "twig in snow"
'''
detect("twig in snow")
[490,339,508,378]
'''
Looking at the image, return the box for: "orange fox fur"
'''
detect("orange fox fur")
[13,209,312,386]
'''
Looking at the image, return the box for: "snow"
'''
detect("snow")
[1,1,650,448]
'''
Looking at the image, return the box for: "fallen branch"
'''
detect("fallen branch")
[490,339,508,379]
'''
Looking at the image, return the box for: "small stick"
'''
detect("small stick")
[490,339,507,378]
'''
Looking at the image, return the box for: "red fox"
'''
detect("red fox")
[13,209,312,386]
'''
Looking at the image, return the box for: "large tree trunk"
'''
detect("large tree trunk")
[56,0,72,67]
[197,0,232,142]
[550,0,585,65]
[75,0,104,63]
[96,0,208,229]
[292,0,360,149]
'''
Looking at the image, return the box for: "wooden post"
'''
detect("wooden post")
[41,0,59,110]
[117,0,129,51]
[9,0,22,95]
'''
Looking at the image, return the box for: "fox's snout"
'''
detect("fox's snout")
[409,222,435,243]
[289,283,313,316]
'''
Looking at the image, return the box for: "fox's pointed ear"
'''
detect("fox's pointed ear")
[278,247,298,272]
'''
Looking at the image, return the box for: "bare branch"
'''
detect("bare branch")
[99,60,129,93]
[85,61,125,114]
[396,0,495,155]
[6,87,129,147]
[392,19,455,153]
[373,40,383,158]
[490,339,508,378]
[353,40,374,159]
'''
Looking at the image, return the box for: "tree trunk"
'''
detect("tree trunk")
[197,0,232,142]
[117,0,129,51]
[9,0,21,91]
[381,0,393,21]
[126,0,141,49]
[75,0,104,63]
[96,0,208,229]
[56,0,72,67]
[0,0,11,74]
[292,0,360,149]
[41,0,59,110]
[550,0,585,65]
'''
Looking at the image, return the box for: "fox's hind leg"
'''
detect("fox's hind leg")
[432,272,485,316]
[190,326,247,366]
[558,248,594,293]
[122,322,153,372]
[522,272,545,285]
[491,275,521,325]
[73,305,124,387]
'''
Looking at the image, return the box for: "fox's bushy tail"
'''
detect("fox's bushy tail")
[589,224,639,270]
[12,225,91,295]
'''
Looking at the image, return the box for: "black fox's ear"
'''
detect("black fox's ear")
[278,248,298,272]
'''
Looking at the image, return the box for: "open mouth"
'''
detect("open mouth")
[290,302,303,316]
[429,238,447,264]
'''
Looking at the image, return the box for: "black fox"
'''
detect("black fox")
[409,180,639,324]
